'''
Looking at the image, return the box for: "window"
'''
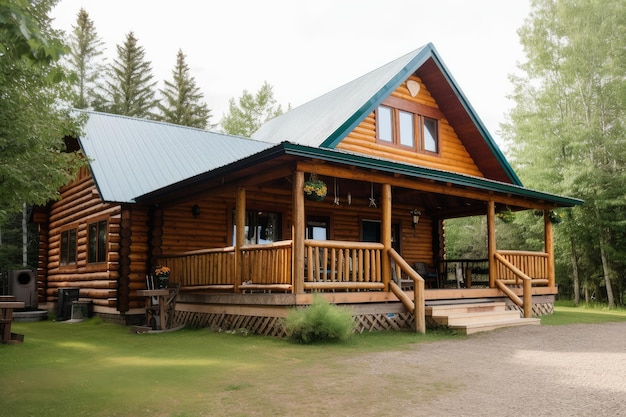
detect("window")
[60,228,77,266]
[306,216,330,240]
[376,104,439,153]
[233,210,281,245]
[88,220,107,263]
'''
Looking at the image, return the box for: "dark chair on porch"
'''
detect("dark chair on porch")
[414,262,439,289]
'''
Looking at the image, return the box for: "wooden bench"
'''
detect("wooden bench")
[1,297,25,344]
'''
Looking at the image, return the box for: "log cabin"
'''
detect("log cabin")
[34,43,582,335]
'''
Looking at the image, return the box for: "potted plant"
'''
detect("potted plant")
[154,265,170,289]
[303,174,327,201]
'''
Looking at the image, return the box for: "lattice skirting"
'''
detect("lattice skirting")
[174,310,288,337]
[505,299,554,317]
[174,310,416,337]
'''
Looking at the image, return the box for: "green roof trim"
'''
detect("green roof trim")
[319,48,429,150]
[424,46,522,186]
[318,43,522,186]
[281,143,583,207]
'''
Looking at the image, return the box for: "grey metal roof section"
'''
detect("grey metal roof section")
[252,46,427,147]
[78,111,274,203]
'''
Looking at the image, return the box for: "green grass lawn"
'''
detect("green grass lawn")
[1,318,454,417]
[542,301,626,325]
[2,304,625,417]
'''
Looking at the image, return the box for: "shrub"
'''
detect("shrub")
[284,294,354,344]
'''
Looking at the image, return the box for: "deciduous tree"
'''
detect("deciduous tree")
[0,0,85,220]
[221,81,284,136]
[503,0,626,307]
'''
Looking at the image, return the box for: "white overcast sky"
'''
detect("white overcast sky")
[50,0,531,147]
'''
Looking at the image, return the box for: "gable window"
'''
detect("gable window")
[376,104,439,153]
[88,220,107,263]
[60,228,77,266]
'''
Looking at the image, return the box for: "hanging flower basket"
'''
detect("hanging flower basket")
[548,210,562,224]
[496,210,515,223]
[303,174,327,201]
[533,209,562,224]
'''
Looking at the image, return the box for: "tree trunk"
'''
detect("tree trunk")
[570,236,580,306]
[599,233,615,308]
[22,203,28,267]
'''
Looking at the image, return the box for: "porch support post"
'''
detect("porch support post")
[381,183,391,291]
[235,187,246,291]
[544,210,555,287]
[487,200,496,288]
[292,170,305,294]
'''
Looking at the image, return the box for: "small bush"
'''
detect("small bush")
[284,294,354,344]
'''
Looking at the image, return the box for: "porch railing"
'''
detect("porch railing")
[304,239,385,291]
[388,248,425,334]
[493,250,550,318]
[495,250,550,284]
[240,240,293,291]
[156,247,235,289]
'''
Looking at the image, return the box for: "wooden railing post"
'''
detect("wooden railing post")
[487,200,496,288]
[544,211,555,288]
[381,183,391,291]
[292,171,305,293]
[235,187,246,291]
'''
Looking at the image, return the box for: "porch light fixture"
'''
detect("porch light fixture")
[191,204,200,218]
[410,209,421,229]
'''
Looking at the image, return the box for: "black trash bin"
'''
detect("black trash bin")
[57,288,80,321]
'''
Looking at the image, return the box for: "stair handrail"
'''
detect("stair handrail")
[493,252,533,318]
[388,248,425,333]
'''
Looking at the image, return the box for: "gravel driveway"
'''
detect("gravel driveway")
[344,322,626,417]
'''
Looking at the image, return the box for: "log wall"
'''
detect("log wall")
[336,75,483,178]
[40,175,122,308]
[160,189,435,268]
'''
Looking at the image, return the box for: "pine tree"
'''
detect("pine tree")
[221,81,284,137]
[93,32,156,118]
[155,49,212,129]
[66,8,105,109]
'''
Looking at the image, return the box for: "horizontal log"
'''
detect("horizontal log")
[180,285,235,291]
[303,282,384,290]
[305,239,384,250]
[47,280,117,289]
[238,284,292,292]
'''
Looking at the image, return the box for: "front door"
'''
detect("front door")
[361,219,400,252]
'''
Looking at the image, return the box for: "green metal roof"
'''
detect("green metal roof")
[78,111,274,203]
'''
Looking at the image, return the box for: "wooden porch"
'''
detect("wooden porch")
[155,236,556,334]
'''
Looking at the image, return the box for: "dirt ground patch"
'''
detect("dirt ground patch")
[218,322,626,416]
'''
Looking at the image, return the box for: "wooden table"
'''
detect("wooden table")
[1,298,25,344]
[136,289,171,330]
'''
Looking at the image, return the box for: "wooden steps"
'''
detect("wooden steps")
[426,301,540,335]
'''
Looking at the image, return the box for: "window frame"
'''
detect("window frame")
[375,96,442,155]
[59,226,78,268]
[87,217,108,265]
